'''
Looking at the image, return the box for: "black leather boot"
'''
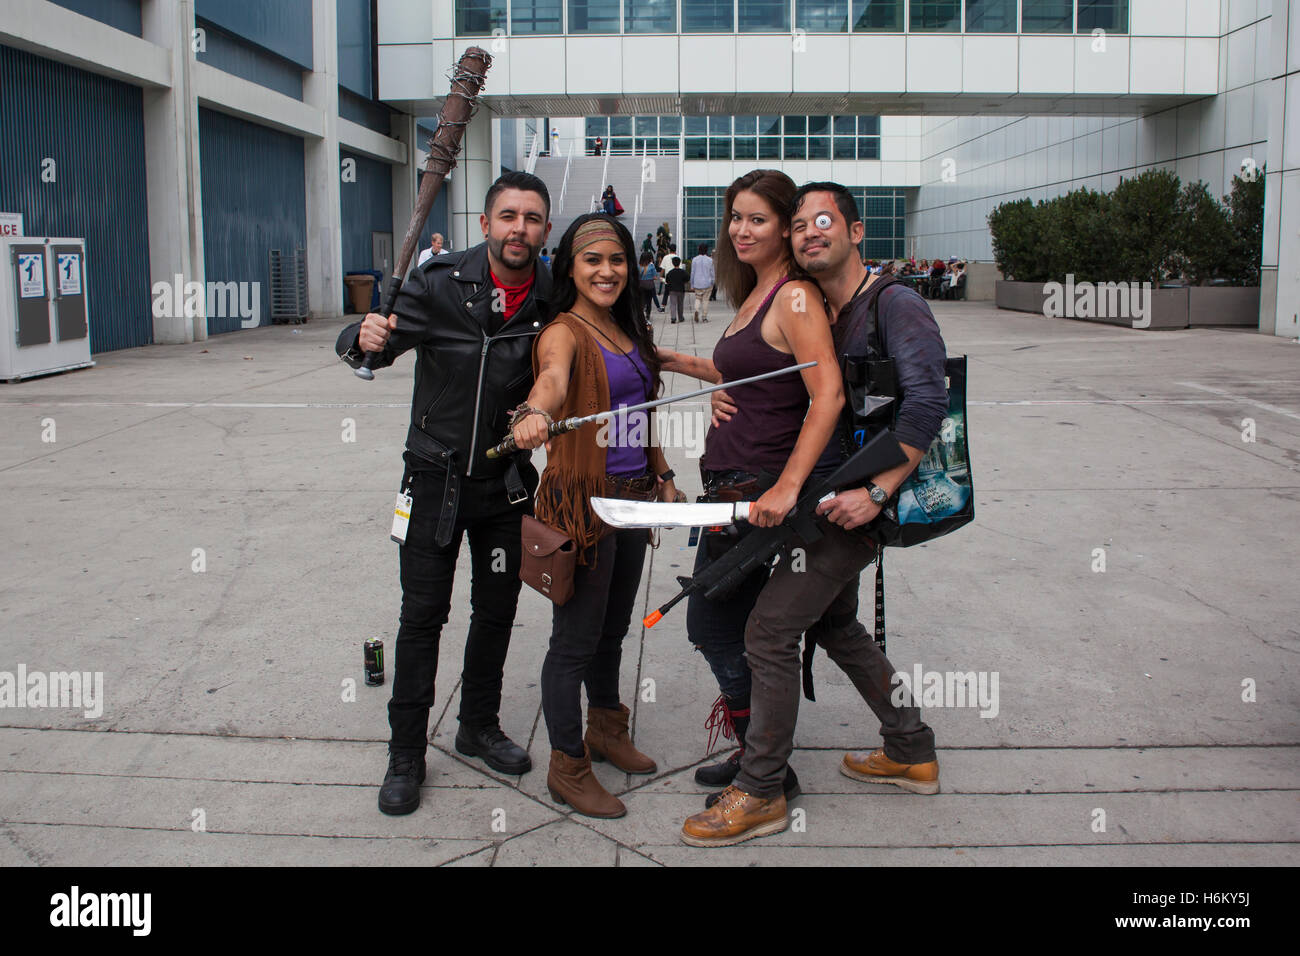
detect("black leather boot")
[455,723,532,775]
[694,694,750,786]
[378,751,426,816]
[705,764,801,809]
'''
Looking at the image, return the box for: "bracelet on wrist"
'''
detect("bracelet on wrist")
[509,403,553,430]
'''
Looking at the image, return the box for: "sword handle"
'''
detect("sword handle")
[485,415,584,460]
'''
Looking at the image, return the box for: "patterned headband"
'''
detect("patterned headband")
[572,219,622,255]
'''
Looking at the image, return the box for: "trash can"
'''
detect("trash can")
[344,274,375,314]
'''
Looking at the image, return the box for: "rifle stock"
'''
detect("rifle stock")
[643,430,907,627]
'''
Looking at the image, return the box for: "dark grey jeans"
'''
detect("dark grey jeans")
[735,519,936,798]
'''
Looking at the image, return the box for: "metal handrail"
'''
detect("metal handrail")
[558,138,573,214]
[524,132,541,174]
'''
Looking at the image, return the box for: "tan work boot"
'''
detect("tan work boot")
[585,703,658,774]
[840,748,940,794]
[680,786,787,847]
[547,747,627,818]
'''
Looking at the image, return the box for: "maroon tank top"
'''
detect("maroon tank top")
[700,277,809,475]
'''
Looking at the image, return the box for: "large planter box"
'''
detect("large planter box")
[962,262,999,301]
[995,280,1260,331]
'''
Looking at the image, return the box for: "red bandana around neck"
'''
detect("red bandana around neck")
[490,271,535,322]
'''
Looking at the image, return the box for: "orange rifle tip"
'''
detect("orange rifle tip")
[643,610,662,628]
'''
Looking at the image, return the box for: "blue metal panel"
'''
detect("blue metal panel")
[48,0,142,36]
[196,20,304,100]
[340,148,392,274]
[195,0,313,69]
[338,88,392,134]
[0,44,151,353]
[337,0,372,98]
[199,108,306,334]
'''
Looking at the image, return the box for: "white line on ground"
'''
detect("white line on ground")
[1176,382,1300,421]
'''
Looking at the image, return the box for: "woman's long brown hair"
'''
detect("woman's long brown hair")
[713,169,807,308]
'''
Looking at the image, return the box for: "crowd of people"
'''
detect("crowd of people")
[338,168,950,848]
[863,256,968,300]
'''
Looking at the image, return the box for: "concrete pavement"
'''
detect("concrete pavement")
[0,298,1296,866]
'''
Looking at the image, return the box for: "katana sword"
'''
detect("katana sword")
[485,360,817,459]
[353,47,493,381]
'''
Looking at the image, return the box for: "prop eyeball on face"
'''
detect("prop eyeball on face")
[814,213,832,230]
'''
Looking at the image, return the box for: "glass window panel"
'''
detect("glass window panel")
[633,137,650,153]
[797,0,849,32]
[610,137,632,152]
[734,115,758,135]
[685,116,709,135]
[864,218,892,238]
[834,115,857,135]
[910,0,961,31]
[512,0,563,33]
[657,137,679,153]
[739,0,791,31]
[895,217,905,234]
[759,115,783,135]
[866,195,892,216]
[864,240,893,257]
[636,116,658,136]
[858,115,880,135]
[683,0,734,31]
[1022,0,1073,33]
[858,136,880,159]
[456,0,506,35]
[833,136,857,159]
[1077,0,1128,33]
[808,136,830,158]
[965,0,1017,32]
[685,137,708,159]
[610,116,632,136]
[895,195,906,215]
[808,115,830,135]
[586,116,610,135]
[687,196,714,217]
[625,0,677,32]
[784,137,807,159]
[660,116,681,136]
[568,0,620,32]
[709,115,732,134]
[784,115,807,135]
[759,137,782,158]
[852,0,903,31]
[709,137,732,159]
[734,136,758,159]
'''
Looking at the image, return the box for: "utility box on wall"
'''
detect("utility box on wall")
[0,236,95,382]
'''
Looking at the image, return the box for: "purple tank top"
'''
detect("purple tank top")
[701,277,809,475]
[597,338,651,475]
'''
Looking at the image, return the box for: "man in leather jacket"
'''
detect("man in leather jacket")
[336,172,553,815]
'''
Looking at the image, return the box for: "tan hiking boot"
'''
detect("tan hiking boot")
[840,748,940,794]
[680,786,787,847]
[585,703,658,774]
[547,747,627,818]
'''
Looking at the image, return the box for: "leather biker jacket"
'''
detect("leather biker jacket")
[336,242,553,479]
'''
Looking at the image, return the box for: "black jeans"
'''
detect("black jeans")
[541,529,648,756]
[685,532,766,701]
[388,459,536,755]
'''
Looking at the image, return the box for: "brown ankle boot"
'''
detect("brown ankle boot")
[547,747,627,818]
[584,703,658,774]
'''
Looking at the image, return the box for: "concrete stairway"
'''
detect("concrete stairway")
[533,154,680,255]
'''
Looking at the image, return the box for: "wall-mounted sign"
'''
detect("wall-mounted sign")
[17,252,45,298]
[0,213,23,237]
[56,252,81,296]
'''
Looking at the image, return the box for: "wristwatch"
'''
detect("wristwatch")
[865,481,889,505]
[659,469,676,483]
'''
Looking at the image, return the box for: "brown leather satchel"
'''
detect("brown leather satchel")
[520,515,577,605]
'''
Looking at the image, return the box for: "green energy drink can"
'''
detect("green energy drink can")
[364,638,384,686]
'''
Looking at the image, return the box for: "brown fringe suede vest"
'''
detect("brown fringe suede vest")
[533,312,656,566]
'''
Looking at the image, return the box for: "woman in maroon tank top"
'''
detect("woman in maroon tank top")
[658,170,843,799]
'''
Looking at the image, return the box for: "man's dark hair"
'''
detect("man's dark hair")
[792,181,861,226]
[672,256,681,266]
[483,171,551,220]
[698,242,708,255]
[669,243,676,251]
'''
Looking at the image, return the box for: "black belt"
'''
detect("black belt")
[431,455,528,548]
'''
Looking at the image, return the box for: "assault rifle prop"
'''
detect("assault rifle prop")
[639,429,907,628]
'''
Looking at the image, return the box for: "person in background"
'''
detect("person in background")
[642,233,655,258]
[539,247,551,267]
[416,232,448,267]
[690,243,716,323]
[927,258,946,298]
[659,243,677,281]
[664,255,688,324]
[593,135,604,156]
[638,251,663,321]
